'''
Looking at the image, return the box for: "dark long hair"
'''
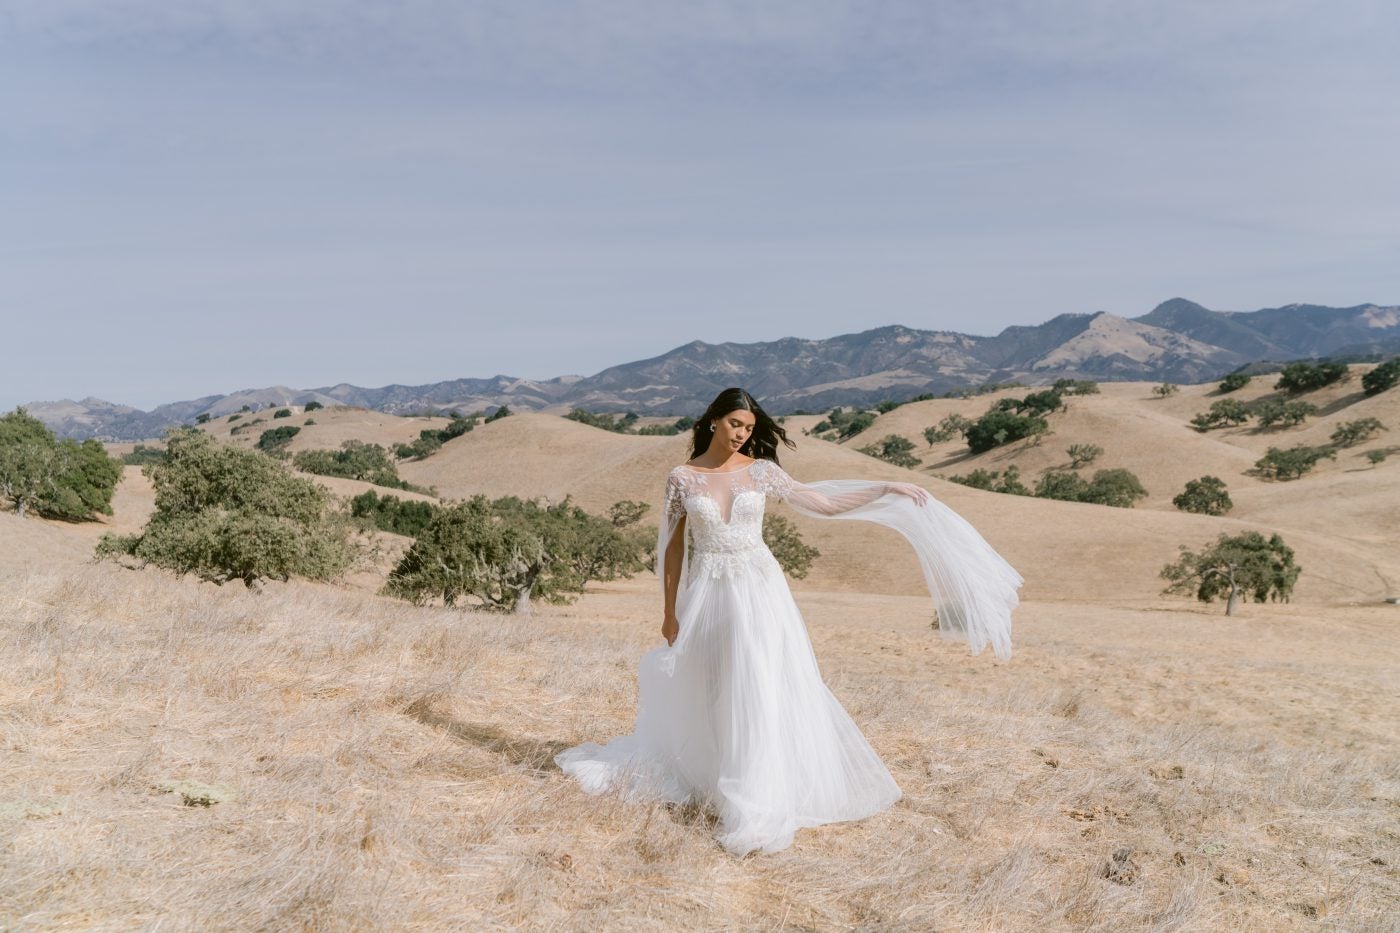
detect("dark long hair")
[689,387,796,465]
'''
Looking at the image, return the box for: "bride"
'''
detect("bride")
[556,387,1024,856]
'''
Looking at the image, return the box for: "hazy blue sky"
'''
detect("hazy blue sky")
[3,1,1397,410]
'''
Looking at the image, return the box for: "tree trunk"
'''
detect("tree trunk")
[1225,582,1239,616]
[15,497,26,519]
[514,578,534,615]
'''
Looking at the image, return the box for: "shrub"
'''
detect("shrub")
[813,408,876,441]
[0,407,124,521]
[965,410,1048,453]
[566,408,638,433]
[122,444,167,466]
[1362,358,1400,396]
[1011,390,1064,416]
[273,408,292,419]
[1275,361,1347,394]
[944,464,1030,496]
[294,440,419,491]
[1173,476,1232,515]
[858,434,922,468]
[1051,378,1100,395]
[395,434,442,461]
[608,500,651,528]
[350,490,441,538]
[944,468,997,491]
[1191,399,1251,431]
[1035,468,1146,508]
[762,514,821,578]
[1253,445,1337,480]
[1067,443,1102,468]
[1331,418,1386,447]
[396,414,480,460]
[485,405,512,423]
[1160,531,1300,615]
[95,428,355,587]
[923,414,972,445]
[304,419,316,426]
[1253,399,1317,429]
[228,413,242,423]
[256,425,300,454]
[230,418,265,436]
[195,413,211,424]
[381,494,646,613]
[1152,383,1179,398]
[1219,372,1251,393]
[1079,469,1148,508]
[304,401,324,412]
[549,500,652,592]
[1367,450,1388,465]
[1034,470,1089,502]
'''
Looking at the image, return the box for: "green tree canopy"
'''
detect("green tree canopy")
[1190,399,1251,431]
[1253,399,1317,429]
[944,464,1030,496]
[294,440,417,490]
[96,428,356,587]
[1330,417,1386,447]
[1275,361,1347,394]
[857,434,922,468]
[381,494,649,614]
[965,410,1048,453]
[1172,476,1233,515]
[256,425,299,453]
[0,407,123,520]
[1160,531,1301,615]
[1361,358,1400,396]
[812,407,876,441]
[1253,445,1337,481]
[1218,372,1251,393]
[923,414,972,445]
[350,490,439,537]
[1066,443,1102,468]
[762,514,821,578]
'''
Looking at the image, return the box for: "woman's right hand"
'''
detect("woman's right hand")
[662,615,679,647]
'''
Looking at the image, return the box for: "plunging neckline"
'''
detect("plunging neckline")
[678,461,760,526]
[690,488,762,527]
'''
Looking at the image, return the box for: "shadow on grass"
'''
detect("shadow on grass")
[403,696,571,772]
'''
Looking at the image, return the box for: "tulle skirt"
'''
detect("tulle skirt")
[555,548,902,856]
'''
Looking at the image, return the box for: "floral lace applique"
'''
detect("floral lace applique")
[664,467,702,521]
[750,458,796,500]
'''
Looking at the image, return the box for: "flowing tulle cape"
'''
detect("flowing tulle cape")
[658,469,1022,661]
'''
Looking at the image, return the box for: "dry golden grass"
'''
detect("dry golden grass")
[3,369,1398,929]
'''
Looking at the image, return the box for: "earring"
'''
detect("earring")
[708,423,715,431]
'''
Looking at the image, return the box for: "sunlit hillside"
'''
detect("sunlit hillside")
[4,367,1396,928]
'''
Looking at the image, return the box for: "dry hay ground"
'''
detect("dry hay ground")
[2,374,1398,930]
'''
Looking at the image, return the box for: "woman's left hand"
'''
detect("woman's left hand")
[886,482,930,505]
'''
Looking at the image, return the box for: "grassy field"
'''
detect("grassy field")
[4,369,1399,929]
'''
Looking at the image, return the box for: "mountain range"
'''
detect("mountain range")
[23,298,1400,441]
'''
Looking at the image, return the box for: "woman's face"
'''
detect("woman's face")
[710,408,756,453]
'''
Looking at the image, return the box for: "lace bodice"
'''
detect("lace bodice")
[664,459,794,579]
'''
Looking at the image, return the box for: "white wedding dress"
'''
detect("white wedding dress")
[555,458,1023,856]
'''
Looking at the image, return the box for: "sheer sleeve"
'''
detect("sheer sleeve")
[657,467,691,605]
[664,469,687,522]
[757,459,1022,661]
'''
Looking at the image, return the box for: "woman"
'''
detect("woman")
[555,387,1023,856]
